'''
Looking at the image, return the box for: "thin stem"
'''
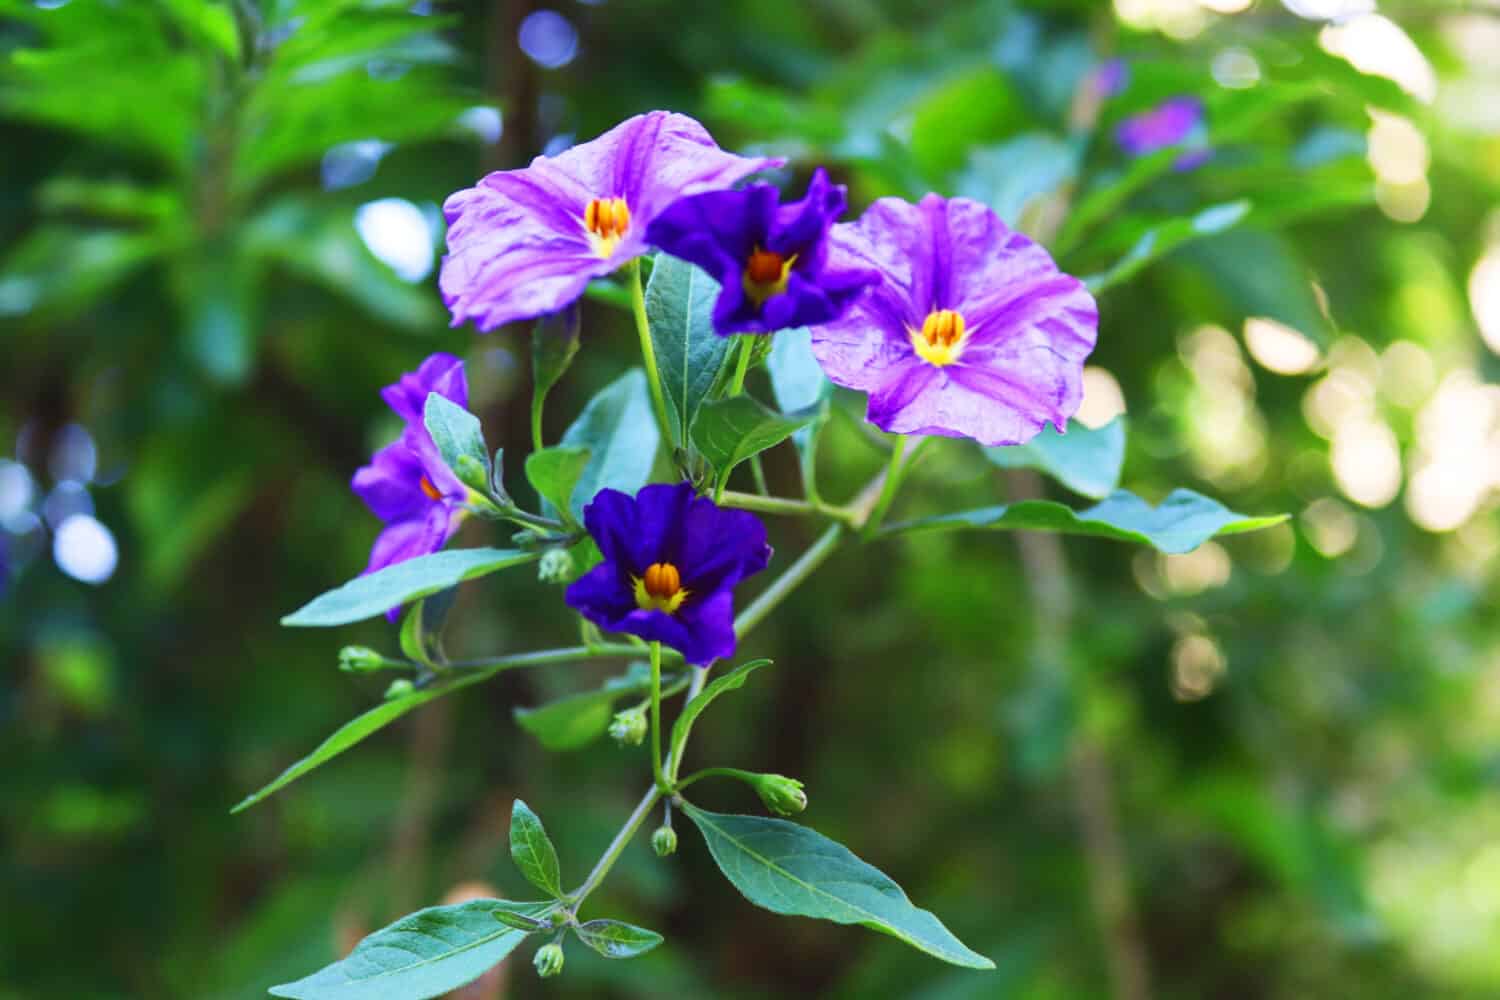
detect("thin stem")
[726,334,755,397]
[734,522,845,639]
[667,667,709,784]
[568,783,662,909]
[444,643,681,674]
[717,490,856,524]
[749,453,770,495]
[628,257,674,442]
[649,641,667,793]
[859,435,909,539]
[674,766,759,792]
[530,393,546,453]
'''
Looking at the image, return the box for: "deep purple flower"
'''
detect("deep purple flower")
[644,168,878,335]
[441,111,783,331]
[1116,96,1211,170]
[810,195,1097,447]
[565,482,771,665]
[352,354,470,615]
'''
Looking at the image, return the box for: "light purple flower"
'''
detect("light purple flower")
[810,195,1097,447]
[352,354,470,617]
[1116,96,1211,170]
[441,111,783,331]
[645,168,877,335]
[1091,58,1129,101]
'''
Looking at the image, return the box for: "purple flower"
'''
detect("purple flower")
[645,168,878,335]
[565,482,771,665]
[810,195,1097,447]
[352,354,470,615]
[1090,58,1129,101]
[441,111,783,331]
[1116,96,1211,170]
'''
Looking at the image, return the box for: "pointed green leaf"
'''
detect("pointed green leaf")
[669,659,772,770]
[525,446,591,523]
[491,900,555,932]
[510,800,564,898]
[646,255,733,445]
[424,393,489,487]
[984,418,1126,500]
[681,805,993,969]
[692,396,819,485]
[1084,201,1250,295]
[558,368,661,517]
[885,489,1287,554]
[513,663,690,751]
[268,899,550,1000]
[282,549,538,627]
[573,919,664,959]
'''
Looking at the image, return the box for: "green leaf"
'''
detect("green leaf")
[691,396,819,488]
[268,899,549,1000]
[1084,201,1251,295]
[524,447,591,524]
[573,919,664,959]
[886,489,1287,554]
[669,659,772,772]
[424,394,489,487]
[510,800,564,899]
[514,662,651,751]
[491,900,554,932]
[646,255,733,446]
[558,369,661,517]
[983,418,1126,500]
[681,805,994,969]
[282,549,538,627]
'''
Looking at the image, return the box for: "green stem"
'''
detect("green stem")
[529,393,546,454]
[717,490,855,524]
[444,643,681,674]
[749,454,770,495]
[674,766,760,792]
[860,435,909,540]
[568,783,662,910]
[649,641,668,794]
[727,334,755,397]
[734,522,845,639]
[629,257,674,442]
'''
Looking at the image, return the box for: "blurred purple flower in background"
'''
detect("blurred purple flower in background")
[441,111,782,331]
[1117,96,1212,170]
[1091,58,1130,100]
[811,195,1097,447]
[646,167,878,335]
[565,482,771,665]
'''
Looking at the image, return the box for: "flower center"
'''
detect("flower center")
[910,308,966,367]
[419,475,443,501]
[584,197,630,257]
[742,246,795,306]
[633,561,689,614]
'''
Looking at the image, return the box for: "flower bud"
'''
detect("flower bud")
[752,773,807,816]
[454,454,491,495]
[608,704,648,746]
[384,678,416,701]
[338,645,390,673]
[533,942,565,978]
[651,825,678,857]
[537,547,575,584]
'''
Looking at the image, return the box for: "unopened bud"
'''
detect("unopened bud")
[538,547,575,584]
[339,646,390,673]
[384,678,416,700]
[651,825,678,857]
[752,774,807,816]
[454,454,490,494]
[533,942,565,978]
[608,704,648,746]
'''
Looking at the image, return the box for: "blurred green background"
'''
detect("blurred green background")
[5,0,1500,996]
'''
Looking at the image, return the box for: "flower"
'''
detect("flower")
[645,168,878,335]
[441,111,782,331]
[351,353,470,608]
[1090,58,1129,101]
[564,482,771,665]
[1116,96,1211,170]
[810,195,1097,447]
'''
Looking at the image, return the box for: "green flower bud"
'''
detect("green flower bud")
[651,825,678,857]
[608,704,648,746]
[454,454,491,494]
[384,678,416,701]
[752,773,807,816]
[338,646,390,673]
[538,547,575,584]
[533,942,565,979]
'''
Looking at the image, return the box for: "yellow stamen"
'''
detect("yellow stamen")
[910,308,967,367]
[742,246,796,306]
[583,196,630,258]
[419,475,443,501]
[632,561,689,614]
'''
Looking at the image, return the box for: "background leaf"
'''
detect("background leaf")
[524,446,592,524]
[983,418,1127,500]
[691,396,819,486]
[558,369,662,517]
